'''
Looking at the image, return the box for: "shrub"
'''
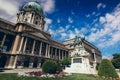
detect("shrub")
[42,60,61,74]
[112,53,120,69]
[56,62,62,72]
[62,57,71,66]
[98,59,119,78]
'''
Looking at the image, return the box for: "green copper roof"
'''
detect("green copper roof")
[22,1,44,17]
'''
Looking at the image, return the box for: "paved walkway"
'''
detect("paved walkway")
[0,68,42,73]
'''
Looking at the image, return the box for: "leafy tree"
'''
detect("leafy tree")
[112,53,120,69]
[98,59,119,78]
[56,62,62,72]
[62,57,71,66]
[42,60,61,74]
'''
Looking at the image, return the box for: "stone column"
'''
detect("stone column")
[55,48,57,59]
[13,56,18,68]
[62,50,64,60]
[50,47,53,58]
[23,37,28,53]
[47,45,50,58]
[1,34,7,46]
[31,40,36,55]
[5,56,16,69]
[11,25,23,54]
[31,13,35,24]
[39,42,42,56]
[18,36,24,52]
[11,35,21,54]
[45,44,48,57]
[59,49,61,60]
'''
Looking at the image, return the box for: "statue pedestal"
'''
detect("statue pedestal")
[64,47,96,74]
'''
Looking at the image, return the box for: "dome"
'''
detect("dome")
[21,1,44,17]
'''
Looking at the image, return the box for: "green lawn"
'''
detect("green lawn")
[0,73,109,80]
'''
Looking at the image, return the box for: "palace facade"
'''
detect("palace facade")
[0,1,102,69]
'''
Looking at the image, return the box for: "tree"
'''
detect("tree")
[98,59,119,78]
[112,53,120,69]
[62,57,71,67]
[42,60,61,74]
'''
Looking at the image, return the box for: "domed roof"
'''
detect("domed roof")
[21,1,44,17]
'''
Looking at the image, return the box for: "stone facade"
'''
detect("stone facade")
[0,1,68,69]
[0,1,102,70]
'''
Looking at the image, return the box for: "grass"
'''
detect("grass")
[0,73,109,80]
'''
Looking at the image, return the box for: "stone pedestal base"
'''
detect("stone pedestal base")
[64,57,97,74]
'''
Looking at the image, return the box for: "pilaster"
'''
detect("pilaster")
[31,40,36,55]
[39,42,42,56]
[23,37,28,53]
[47,45,50,58]
[18,36,24,52]
[45,44,48,57]
[1,34,7,46]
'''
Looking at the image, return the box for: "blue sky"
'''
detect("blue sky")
[0,0,120,58]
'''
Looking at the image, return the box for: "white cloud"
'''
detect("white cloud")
[92,18,98,24]
[48,29,55,36]
[86,12,97,18]
[92,12,96,15]
[88,3,120,48]
[44,18,52,31]
[0,0,55,23]
[65,25,70,30]
[68,17,73,23]
[57,27,65,33]
[0,0,19,22]
[39,0,55,13]
[48,24,86,41]
[97,3,106,10]
[91,28,97,32]
[102,54,112,59]
[71,11,75,15]
[57,18,60,23]
[86,14,90,18]
[61,33,67,39]
[99,17,106,23]
[95,13,101,16]
[68,30,76,39]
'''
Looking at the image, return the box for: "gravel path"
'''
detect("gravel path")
[0,68,42,73]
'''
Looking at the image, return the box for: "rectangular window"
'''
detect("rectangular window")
[73,58,82,63]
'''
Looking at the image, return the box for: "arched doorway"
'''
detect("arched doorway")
[0,56,7,68]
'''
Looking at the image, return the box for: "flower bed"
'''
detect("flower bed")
[18,71,71,78]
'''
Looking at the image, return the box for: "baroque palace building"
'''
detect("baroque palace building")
[0,1,102,69]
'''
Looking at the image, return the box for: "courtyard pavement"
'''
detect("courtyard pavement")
[0,68,42,73]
